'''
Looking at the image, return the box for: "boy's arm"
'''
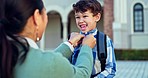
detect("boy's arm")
[98,36,116,78]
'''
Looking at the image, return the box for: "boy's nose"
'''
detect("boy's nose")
[79,18,84,22]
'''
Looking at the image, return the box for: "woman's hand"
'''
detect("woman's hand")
[82,34,96,48]
[68,32,84,47]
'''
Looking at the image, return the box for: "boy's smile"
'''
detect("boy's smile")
[79,23,88,31]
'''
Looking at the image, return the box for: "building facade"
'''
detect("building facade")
[113,0,148,49]
[39,0,148,50]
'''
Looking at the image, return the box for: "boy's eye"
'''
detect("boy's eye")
[75,16,80,19]
[83,15,88,18]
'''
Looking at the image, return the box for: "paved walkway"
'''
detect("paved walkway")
[115,61,148,78]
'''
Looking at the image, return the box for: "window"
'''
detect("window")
[133,3,144,32]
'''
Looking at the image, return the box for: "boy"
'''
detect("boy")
[71,0,116,78]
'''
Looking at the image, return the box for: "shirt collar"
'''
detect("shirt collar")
[80,28,98,36]
[25,37,39,49]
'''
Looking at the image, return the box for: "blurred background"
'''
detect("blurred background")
[39,0,148,50]
[38,0,148,77]
[38,0,148,60]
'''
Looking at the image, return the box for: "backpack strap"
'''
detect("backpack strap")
[91,31,107,78]
[96,31,107,71]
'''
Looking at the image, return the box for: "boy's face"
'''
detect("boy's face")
[74,10,100,33]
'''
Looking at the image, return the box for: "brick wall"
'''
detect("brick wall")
[103,0,114,40]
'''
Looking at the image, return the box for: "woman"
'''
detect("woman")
[0,0,96,78]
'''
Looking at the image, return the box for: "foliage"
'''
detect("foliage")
[115,49,148,60]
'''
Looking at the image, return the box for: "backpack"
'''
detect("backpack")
[97,31,107,71]
[91,31,107,77]
[69,31,107,77]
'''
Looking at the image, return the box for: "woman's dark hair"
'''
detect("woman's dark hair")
[73,0,102,16]
[0,0,44,78]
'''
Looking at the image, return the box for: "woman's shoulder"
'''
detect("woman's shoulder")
[15,47,73,78]
[28,47,62,60]
[20,47,68,70]
[27,47,71,65]
[27,47,73,77]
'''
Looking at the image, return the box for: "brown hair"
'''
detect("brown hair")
[73,0,102,16]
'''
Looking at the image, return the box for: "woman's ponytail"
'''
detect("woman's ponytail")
[0,0,43,77]
[0,19,13,78]
[0,0,16,77]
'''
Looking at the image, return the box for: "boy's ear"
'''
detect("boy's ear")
[95,13,101,22]
[33,9,41,26]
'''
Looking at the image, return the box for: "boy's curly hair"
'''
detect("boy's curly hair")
[73,0,102,16]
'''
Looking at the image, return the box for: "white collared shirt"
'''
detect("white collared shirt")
[25,37,39,49]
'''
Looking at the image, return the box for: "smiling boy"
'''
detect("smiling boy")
[71,0,116,78]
